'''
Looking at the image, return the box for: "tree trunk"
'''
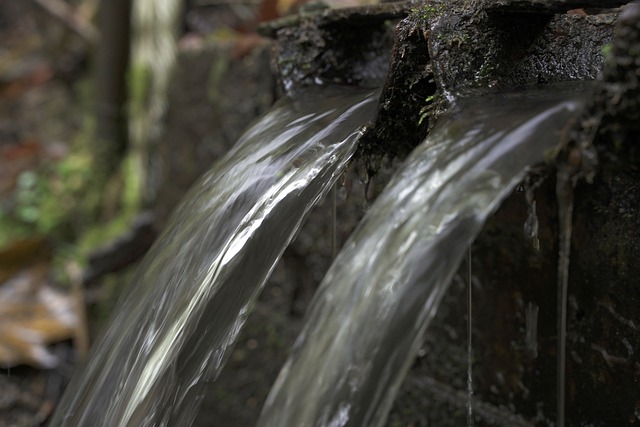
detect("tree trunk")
[94,0,131,186]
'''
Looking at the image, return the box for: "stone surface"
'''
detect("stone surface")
[428,1,616,94]
[263,3,404,93]
[485,0,627,12]
[357,15,437,174]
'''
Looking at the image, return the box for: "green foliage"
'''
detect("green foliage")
[14,171,43,224]
[600,41,619,78]
[0,149,94,246]
[43,151,94,232]
[0,135,142,254]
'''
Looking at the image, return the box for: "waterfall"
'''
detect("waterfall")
[48,86,379,427]
[257,83,587,427]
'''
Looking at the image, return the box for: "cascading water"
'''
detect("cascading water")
[48,86,378,427]
[257,84,588,427]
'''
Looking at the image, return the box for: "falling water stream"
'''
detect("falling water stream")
[258,84,588,427]
[49,86,378,427]
[555,165,575,427]
[467,244,474,427]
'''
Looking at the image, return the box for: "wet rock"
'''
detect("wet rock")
[259,2,406,92]
[579,1,640,139]
[357,15,438,174]
[551,2,640,181]
[485,0,627,13]
[262,0,618,173]
[427,0,616,93]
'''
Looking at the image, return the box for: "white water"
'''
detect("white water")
[258,85,586,427]
[49,86,379,427]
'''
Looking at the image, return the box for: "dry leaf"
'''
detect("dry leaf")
[0,265,77,368]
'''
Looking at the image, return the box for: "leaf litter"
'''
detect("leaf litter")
[0,238,79,369]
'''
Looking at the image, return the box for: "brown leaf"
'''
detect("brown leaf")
[0,265,77,368]
[568,8,587,16]
[256,0,280,23]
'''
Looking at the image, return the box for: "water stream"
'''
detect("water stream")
[49,86,378,427]
[555,164,576,427]
[467,244,474,427]
[258,84,587,427]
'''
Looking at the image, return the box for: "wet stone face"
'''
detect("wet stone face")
[427,1,616,93]
[261,3,406,92]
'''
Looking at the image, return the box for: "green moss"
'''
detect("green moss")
[474,59,496,86]
[418,93,445,126]
[417,95,435,126]
[601,43,613,59]
[446,31,471,48]
[410,1,446,22]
